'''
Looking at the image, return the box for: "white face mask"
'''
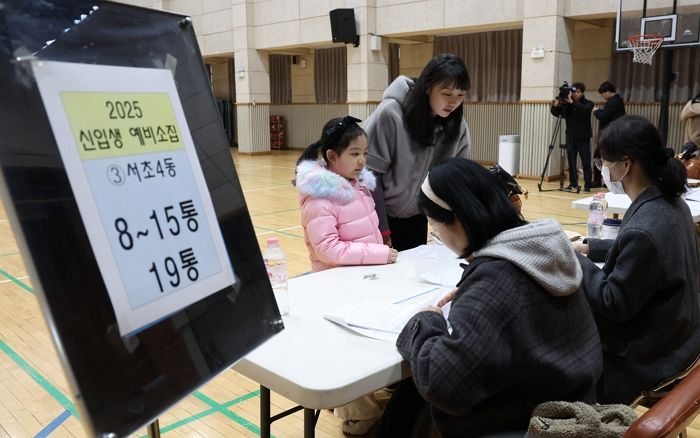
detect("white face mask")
[601,161,628,195]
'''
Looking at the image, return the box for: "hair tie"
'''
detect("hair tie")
[421,173,452,211]
[655,147,674,164]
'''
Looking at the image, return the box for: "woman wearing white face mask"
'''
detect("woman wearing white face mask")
[599,160,628,194]
[573,115,700,404]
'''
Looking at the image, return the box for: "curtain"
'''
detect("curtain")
[314,47,347,103]
[388,43,400,84]
[434,29,522,102]
[610,46,700,103]
[269,54,292,104]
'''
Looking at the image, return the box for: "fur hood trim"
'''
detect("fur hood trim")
[296,160,376,204]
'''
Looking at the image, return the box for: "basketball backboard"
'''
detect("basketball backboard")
[616,0,700,51]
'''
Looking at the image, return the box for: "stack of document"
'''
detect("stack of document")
[324,286,453,342]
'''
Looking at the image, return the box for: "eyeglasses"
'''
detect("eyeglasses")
[324,116,362,142]
[594,158,624,171]
[429,222,445,245]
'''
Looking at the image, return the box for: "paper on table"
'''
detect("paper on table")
[323,286,453,341]
[343,301,422,334]
[685,186,700,202]
[400,244,454,258]
[400,244,463,287]
[323,305,400,341]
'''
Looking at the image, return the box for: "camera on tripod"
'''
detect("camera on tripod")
[539,81,581,194]
[557,81,576,102]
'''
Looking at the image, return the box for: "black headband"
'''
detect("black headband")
[324,116,362,144]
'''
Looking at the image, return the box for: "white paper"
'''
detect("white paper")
[343,301,420,334]
[400,244,464,287]
[685,187,700,202]
[32,61,236,336]
[324,286,453,341]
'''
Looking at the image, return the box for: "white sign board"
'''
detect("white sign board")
[32,61,236,336]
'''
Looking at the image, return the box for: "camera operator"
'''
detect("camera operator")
[550,82,594,192]
[591,81,626,187]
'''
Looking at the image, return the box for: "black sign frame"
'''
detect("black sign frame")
[0,1,283,436]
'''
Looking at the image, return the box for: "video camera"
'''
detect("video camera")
[557,81,576,101]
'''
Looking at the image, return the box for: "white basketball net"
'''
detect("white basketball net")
[627,34,664,65]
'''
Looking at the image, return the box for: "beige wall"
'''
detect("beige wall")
[291,51,316,103]
[572,20,615,104]
[565,0,616,18]
[114,0,161,8]
[199,1,234,55]
[133,0,700,56]
[374,0,522,36]
[209,60,231,100]
[111,0,699,157]
[160,0,200,15]
[398,42,432,78]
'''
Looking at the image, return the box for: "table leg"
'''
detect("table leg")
[260,385,317,437]
[304,408,317,438]
[260,385,271,438]
[146,420,160,438]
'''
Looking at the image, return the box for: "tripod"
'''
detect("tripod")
[537,113,580,193]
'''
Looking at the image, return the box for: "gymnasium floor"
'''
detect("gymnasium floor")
[0,149,697,437]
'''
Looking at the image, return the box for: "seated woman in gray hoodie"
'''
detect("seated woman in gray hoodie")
[376,158,603,438]
[365,53,471,251]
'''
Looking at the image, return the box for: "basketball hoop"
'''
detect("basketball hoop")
[627,34,664,65]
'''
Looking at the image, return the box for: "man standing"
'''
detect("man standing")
[592,81,626,187]
[551,82,594,192]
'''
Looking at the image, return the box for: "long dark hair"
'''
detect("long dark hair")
[404,53,470,146]
[296,116,366,165]
[417,158,526,258]
[598,115,686,197]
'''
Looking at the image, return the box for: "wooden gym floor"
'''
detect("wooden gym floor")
[0,149,697,437]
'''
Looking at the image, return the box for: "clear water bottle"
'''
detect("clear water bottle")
[263,237,289,317]
[587,193,608,238]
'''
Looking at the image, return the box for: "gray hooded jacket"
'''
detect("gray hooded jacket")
[473,218,583,296]
[397,219,602,437]
[364,75,470,219]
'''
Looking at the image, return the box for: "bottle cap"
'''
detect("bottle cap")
[267,237,280,247]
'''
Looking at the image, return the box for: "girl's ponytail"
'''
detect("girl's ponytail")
[296,140,324,165]
[296,116,365,167]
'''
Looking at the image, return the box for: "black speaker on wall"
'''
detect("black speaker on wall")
[329,8,359,47]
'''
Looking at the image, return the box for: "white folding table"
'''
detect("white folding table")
[571,193,700,222]
[233,254,459,437]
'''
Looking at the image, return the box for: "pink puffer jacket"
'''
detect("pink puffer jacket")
[296,160,390,272]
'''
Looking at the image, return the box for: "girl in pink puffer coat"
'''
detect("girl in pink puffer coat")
[295,116,397,273]
[294,116,397,435]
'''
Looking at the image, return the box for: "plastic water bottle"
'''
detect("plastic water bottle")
[587,193,608,238]
[263,237,289,317]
